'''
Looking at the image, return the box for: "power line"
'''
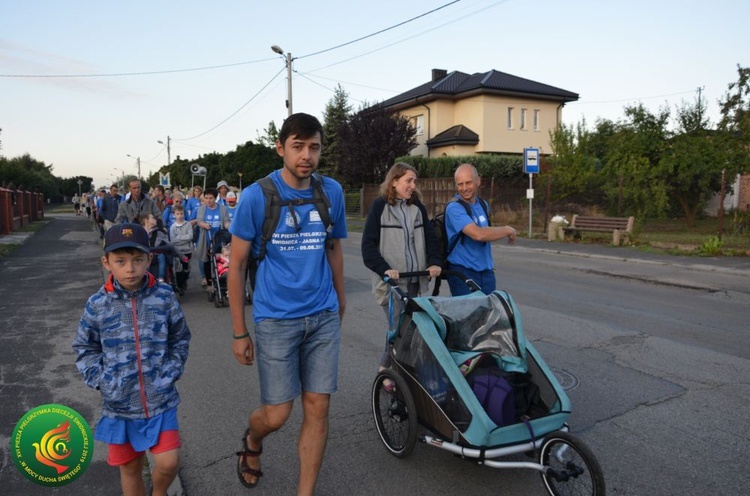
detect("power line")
[304,0,508,74]
[296,0,461,60]
[0,1,464,79]
[0,57,276,78]
[172,66,285,141]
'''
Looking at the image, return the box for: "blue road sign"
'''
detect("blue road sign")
[524,148,540,174]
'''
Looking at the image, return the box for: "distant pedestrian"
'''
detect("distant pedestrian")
[162,190,184,233]
[72,194,81,215]
[194,187,228,288]
[115,179,162,224]
[216,180,230,206]
[169,204,193,294]
[72,223,191,496]
[151,185,167,213]
[99,184,122,232]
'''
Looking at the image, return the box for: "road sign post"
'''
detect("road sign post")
[523,148,539,237]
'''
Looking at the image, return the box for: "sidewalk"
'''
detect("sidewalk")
[0,213,183,496]
[513,237,750,276]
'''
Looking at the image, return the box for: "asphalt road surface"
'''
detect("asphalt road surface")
[1,214,748,495]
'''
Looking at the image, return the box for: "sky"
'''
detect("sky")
[1,0,748,190]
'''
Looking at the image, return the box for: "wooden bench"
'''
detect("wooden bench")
[563,215,635,245]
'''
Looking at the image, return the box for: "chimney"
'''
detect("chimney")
[432,68,447,82]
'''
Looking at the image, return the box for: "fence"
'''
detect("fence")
[0,188,45,235]
[350,177,526,222]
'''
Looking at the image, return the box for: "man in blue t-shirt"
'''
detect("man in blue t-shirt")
[227,113,347,495]
[445,163,517,296]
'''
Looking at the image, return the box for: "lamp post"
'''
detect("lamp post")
[77,179,82,198]
[126,154,141,179]
[271,45,293,116]
[158,136,171,166]
[238,172,243,191]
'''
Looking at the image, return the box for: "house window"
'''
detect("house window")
[534,109,540,131]
[410,115,424,135]
[521,108,527,130]
[507,107,514,129]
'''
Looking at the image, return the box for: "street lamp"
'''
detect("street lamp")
[158,136,171,166]
[126,154,141,178]
[238,172,243,191]
[271,44,293,116]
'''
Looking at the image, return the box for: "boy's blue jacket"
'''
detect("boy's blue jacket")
[73,273,191,420]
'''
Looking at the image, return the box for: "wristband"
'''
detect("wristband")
[233,332,250,340]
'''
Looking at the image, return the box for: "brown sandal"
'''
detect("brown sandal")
[236,429,263,488]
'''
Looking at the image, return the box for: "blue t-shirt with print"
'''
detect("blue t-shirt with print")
[445,197,493,271]
[185,197,202,221]
[230,170,347,322]
[203,204,223,240]
[226,205,237,225]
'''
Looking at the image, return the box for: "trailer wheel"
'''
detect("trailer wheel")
[371,370,417,458]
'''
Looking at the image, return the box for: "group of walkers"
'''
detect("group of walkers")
[71,112,517,496]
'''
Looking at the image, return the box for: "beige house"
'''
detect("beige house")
[378,69,579,158]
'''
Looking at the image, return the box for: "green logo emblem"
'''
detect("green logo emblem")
[11,404,93,487]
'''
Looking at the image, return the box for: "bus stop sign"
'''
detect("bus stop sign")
[524,148,540,174]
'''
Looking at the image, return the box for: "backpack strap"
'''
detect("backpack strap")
[310,174,334,250]
[256,176,280,263]
[255,173,334,263]
[448,197,491,253]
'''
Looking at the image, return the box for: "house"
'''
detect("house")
[377,68,579,158]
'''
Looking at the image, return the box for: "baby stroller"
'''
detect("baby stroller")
[149,243,180,295]
[372,270,605,496]
[207,229,232,307]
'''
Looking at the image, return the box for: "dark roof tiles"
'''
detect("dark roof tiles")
[379,69,579,109]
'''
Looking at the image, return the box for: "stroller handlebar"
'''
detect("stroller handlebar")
[383,269,481,292]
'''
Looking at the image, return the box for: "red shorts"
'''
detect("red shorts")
[107,430,181,466]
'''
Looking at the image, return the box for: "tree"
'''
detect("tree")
[337,103,417,186]
[255,121,279,149]
[718,65,750,173]
[548,120,604,204]
[600,103,671,219]
[660,96,734,226]
[321,84,352,176]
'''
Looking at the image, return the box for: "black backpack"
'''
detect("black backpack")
[247,173,333,289]
[431,197,490,296]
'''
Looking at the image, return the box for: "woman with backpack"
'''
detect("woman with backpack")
[361,162,442,384]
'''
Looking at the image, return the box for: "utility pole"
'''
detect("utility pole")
[158,136,171,166]
[271,45,293,116]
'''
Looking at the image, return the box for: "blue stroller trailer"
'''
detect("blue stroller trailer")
[372,271,605,496]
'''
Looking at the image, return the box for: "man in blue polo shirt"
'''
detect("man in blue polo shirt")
[445,163,517,296]
[227,113,346,495]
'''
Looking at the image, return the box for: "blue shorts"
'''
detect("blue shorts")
[447,263,496,296]
[94,407,179,454]
[255,310,340,405]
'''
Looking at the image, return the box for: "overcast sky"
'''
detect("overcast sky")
[1,0,747,189]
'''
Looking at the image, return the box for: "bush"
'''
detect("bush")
[732,210,750,236]
[396,154,524,179]
[698,235,723,256]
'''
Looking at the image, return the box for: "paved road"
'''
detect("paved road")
[1,213,748,495]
